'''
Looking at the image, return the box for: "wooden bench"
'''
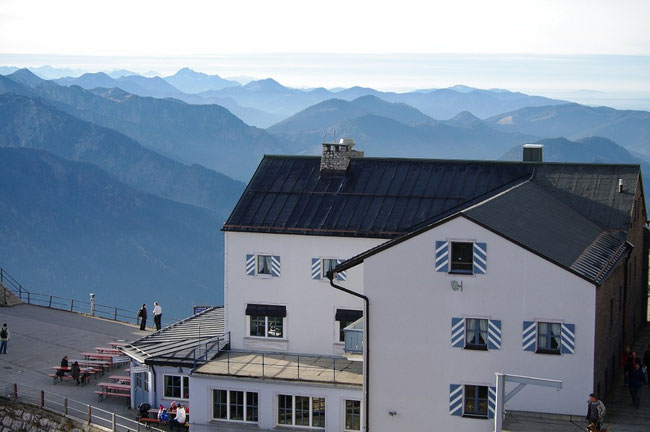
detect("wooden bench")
[48,373,89,386]
[94,390,130,402]
[95,347,122,355]
[108,374,131,383]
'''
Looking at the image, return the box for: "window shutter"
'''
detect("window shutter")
[487,319,502,350]
[435,241,449,272]
[488,386,497,419]
[473,242,487,274]
[449,384,463,416]
[561,323,575,354]
[451,317,465,348]
[246,254,256,276]
[311,258,321,280]
[336,259,347,281]
[271,255,281,277]
[522,321,536,352]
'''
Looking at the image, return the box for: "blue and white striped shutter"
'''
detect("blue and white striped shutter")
[487,320,502,350]
[522,321,536,352]
[271,255,281,277]
[311,258,321,280]
[435,241,449,272]
[245,254,256,276]
[488,386,497,419]
[561,323,575,354]
[473,242,487,274]
[449,384,463,416]
[451,317,465,348]
[336,259,347,281]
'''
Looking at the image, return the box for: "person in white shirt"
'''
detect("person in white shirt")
[171,404,186,430]
[153,302,162,330]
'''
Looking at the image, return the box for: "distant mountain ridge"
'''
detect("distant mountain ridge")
[163,68,240,93]
[1,69,284,180]
[0,147,225,314]
[0,93,244,217]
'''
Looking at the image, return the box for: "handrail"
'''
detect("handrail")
[0,265,180,328]
[0,379,167,432]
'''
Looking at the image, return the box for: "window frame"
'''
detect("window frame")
[464,318,489,351]
[321,258,338,278]
[344,399,361,431]
[257,254,273,275]
[162,374,189,401]
[449,241,474,275]
[536,321,562,355]
[211,389,259,423]
[462,384,489,419]
[248,314,285,339]
[276,394,326,429]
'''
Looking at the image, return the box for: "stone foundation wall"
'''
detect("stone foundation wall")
[0,398,104,432]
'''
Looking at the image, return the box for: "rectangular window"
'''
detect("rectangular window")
[257,255,272,275]
[537,322,561,354]
[163,375,189,400]
[212,390,258,423]
[249,315,284,338]
[322,258,338,277]
[336,309,363,343]
[345,400,361,431]
[277,395,325,428]
[465,318,488,350]
[450,242,473,274]
[463,385,488,418]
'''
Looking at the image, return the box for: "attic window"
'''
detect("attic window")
[450,242,473,274]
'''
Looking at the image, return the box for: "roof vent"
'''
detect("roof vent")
[618,178,624,193]
[523,144,543,162]
[320,138,364,172]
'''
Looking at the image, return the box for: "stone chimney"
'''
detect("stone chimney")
[320,138,364,172]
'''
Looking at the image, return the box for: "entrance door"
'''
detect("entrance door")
[134,372,149,407]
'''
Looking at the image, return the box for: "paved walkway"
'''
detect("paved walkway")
[0,303,146,418]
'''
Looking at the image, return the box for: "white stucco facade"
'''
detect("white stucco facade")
[189,375,362,431]
[224,231,383,356]
[361,216,596,432]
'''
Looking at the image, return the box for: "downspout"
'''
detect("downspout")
[327,271,370,432]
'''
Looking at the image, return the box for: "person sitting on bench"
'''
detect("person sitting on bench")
[56,356,69,381]
[170,403,186,430]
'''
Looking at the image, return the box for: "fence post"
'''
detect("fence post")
[70,299,74,311]
[64,397,68,415]
[227,351,230,374]
[112,412,116,432]
[333,358,336,382]
[0,267,3,283]
[114,308,117,320]
[90,293,95,316]
[13,383,17,400]
[40,390,44,408]
[27,292,30,304]
[297,355,300,379]
[48,295,52,308]
[262,352,265,377]
[87,405,91,425]
[18,285,22,301]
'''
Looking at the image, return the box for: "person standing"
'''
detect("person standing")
[586,393,606,431]
[153,302,162,331]
[70,361,81,385]
[628,362,647,409]
[137,304,148,330]
[0,323,9,354]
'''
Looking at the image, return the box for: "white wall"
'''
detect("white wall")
[152,365,191,409]
[363,216,596,432]
[190,374,362,431]
[225,232,383,356]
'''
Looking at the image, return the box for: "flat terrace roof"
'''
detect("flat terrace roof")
[194,351,362,387]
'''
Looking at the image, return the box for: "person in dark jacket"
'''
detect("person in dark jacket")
[586,393,606,430]
[56,355,69,381]
[70,361,81,385]
[628,362,648,409]
[137,304,147,330]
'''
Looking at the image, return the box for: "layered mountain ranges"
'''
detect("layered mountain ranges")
[2,65,650,318]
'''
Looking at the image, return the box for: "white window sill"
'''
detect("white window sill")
[244,337,289,351]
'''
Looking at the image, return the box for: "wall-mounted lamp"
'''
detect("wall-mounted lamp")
[450,280,463,292]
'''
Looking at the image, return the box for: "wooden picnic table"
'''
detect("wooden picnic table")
[95,347,122,354]
[80,352,117,361]
[97,382,130,392]
[108,375,131,383]
[70,359,111,367]
[108,341,127,347]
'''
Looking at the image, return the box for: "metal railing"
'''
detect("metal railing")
[191,332,230,368]
[0,266,180,328]
[217,349,363,384]
[0,380,166,432]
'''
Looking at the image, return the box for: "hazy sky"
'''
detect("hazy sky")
[2,0,649,56]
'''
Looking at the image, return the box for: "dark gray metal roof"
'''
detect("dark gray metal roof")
[464,181,630,284]
[121,307,227,367]
[224,156,534,238]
